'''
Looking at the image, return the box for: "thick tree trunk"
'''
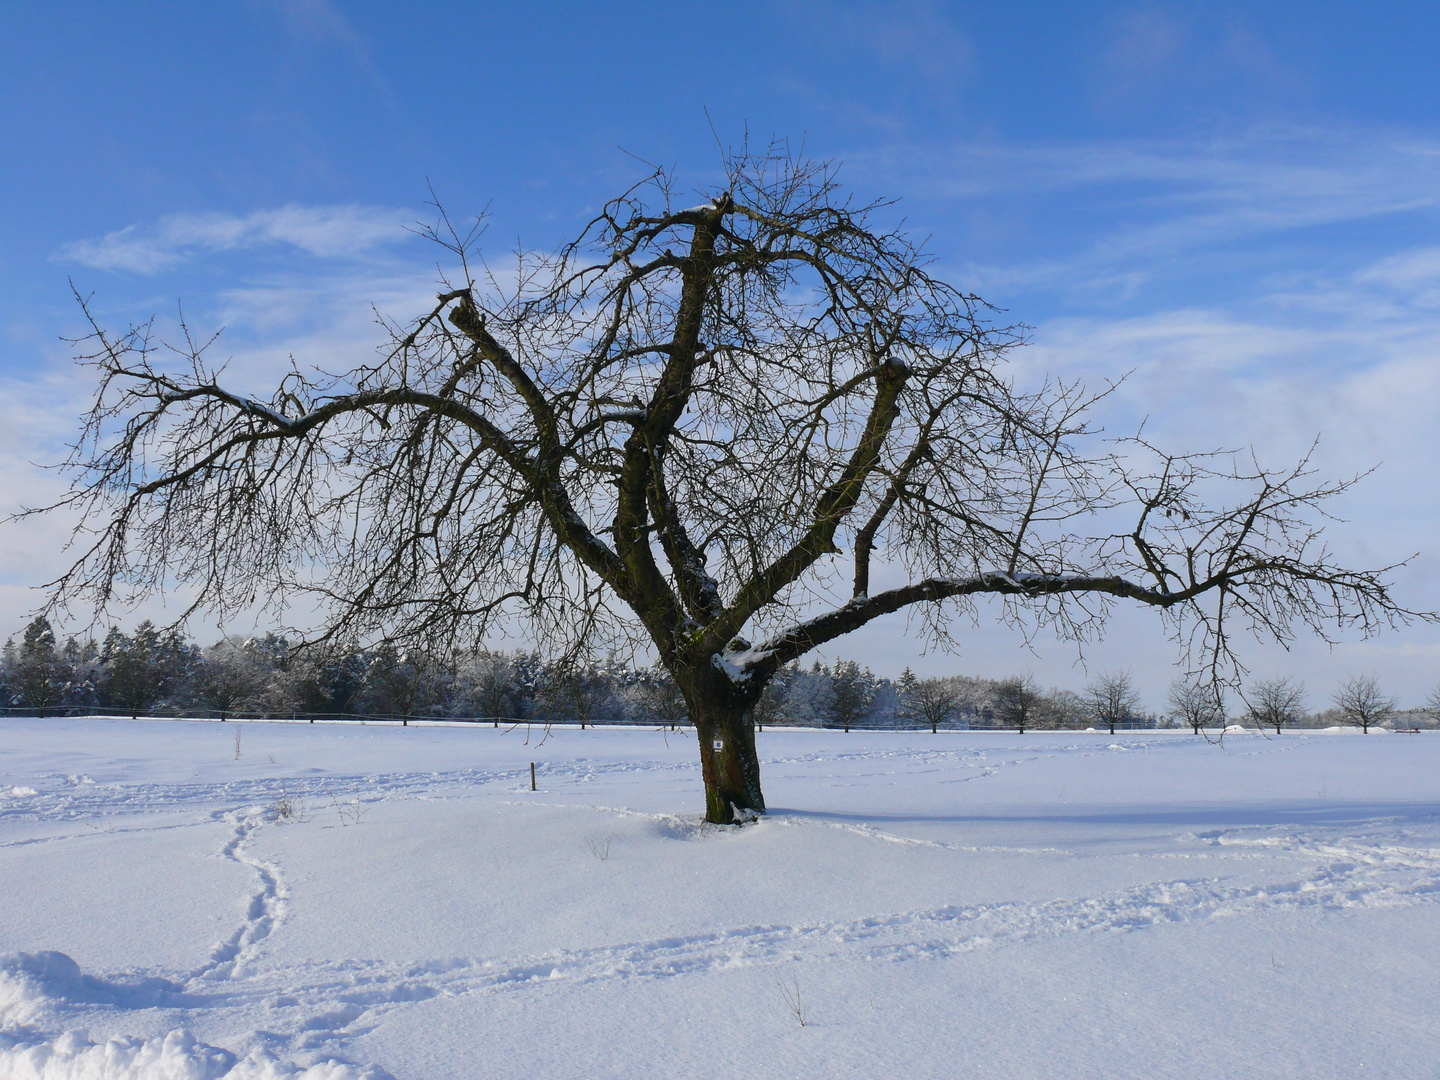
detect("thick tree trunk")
[691,697,765,824]
[677,667,766,824]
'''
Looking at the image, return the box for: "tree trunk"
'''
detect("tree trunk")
[684,688,765,824]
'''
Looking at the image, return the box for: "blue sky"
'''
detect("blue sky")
[3,1,1439,707]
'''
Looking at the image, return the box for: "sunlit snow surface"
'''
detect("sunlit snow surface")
[2,719,1438,1079]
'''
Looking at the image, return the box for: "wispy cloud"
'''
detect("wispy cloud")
[867,128,1440,217]
[1088,7,1301,114]
[849,128,1440,304]
[788,0,974,97]
[260,0,390,94]
[57,204,419,275]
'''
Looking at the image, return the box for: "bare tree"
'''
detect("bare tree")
[902,676,961,734]
[993,674,1041,733]
[33,146,1430,822]
[1426,683,1440,729]
[456,650,516,727]
[536,662,605,729]
[1244,676,1306,735]
[638,667,688,730]
[1035,687,1086,730]
[1086,671,1140,735]
[1167,677,1226,735]
[1332,673,1396,734]
[750,672,788,732]
[194,637,269,719]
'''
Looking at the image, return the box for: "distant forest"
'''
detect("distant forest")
[3,615,1432,730]
[1,614,1152,729]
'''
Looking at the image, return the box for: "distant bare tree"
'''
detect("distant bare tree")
[993,674,1042,733]
[1036,687,1086,730]
[1244,676,1306,735]
[194,637,268,718]
[902,676,961,734]
[34,145,1432,821]
[750,675,786,731]
[1167,677,1226,735]
[536,663,605,729]
[639,667,688,730]
[1086,671,1140,735]
[1332,673,1396,734]
[460,651,516,727]
[1426,683,1440,728]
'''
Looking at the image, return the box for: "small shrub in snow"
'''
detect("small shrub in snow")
[323,788,367,827]
[585,836,612,861]
[267,792,308,823]
[776,972,808,1028]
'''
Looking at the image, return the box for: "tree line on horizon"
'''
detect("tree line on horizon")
[0,614,1143,729]
[3,615,1435,733]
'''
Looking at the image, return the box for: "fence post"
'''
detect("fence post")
[530,762,536,791]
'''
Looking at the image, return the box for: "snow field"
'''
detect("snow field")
[1,718,1438,1078]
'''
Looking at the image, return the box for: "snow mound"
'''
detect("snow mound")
[0,1030,381,1080]
[0,951,87,1033]
[1317,725,1393,734]
[0,952,387,1080]
[1222,725,1258,735]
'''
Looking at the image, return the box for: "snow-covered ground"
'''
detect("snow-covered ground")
[1,718,1437,1079]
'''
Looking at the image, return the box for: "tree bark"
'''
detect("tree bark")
[682,675,765,824]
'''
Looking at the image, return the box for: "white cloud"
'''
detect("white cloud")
[57,204,419,275]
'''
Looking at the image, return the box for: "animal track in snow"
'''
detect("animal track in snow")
[185,821,1440,1043]
[189,808,289,982]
